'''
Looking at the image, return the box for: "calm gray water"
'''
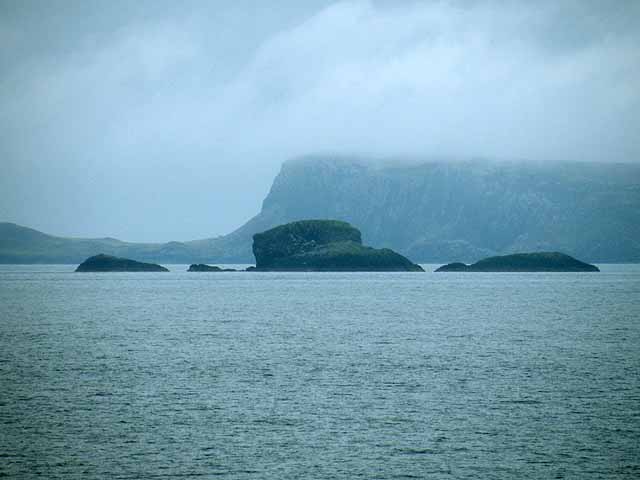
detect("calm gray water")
[1,264,639,479]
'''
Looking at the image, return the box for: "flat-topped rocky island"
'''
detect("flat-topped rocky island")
[252,220,424,272]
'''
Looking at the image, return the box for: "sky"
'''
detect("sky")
[1,0,639,242]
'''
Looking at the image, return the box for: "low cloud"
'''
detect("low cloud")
[1,0,639,240]
[223,0,640,162]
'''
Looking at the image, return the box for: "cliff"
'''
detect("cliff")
[220,157,640,263]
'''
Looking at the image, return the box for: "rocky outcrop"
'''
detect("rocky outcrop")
[435,252,599,272]
[75,254,169,272]
[187,264,236,272]
[252,220,423,271]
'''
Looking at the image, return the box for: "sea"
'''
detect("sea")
[1,264,639,479]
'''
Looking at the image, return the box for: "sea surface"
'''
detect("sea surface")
[1,264,639,479]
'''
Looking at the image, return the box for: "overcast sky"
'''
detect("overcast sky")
[1,0,639,242]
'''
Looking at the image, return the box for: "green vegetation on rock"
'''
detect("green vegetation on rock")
[252,220,423,271]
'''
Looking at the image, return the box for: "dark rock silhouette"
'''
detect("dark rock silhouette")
[187,264,236,272]
[435,252,599,272]
[252,220,423,271]
[75,254,169,272]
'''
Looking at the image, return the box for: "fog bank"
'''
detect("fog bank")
[1,0,638,240]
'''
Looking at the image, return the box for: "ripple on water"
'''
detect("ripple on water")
[0,265,639,479]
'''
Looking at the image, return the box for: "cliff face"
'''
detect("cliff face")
[222,156,640,263]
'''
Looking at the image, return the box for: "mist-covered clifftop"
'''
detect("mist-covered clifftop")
[218,156,640,263]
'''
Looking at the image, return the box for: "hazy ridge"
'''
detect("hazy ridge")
[1,157,639,263]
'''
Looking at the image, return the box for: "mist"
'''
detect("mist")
[1,0,638,241]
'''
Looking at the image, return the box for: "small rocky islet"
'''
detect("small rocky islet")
[435,252,599,272]
[187,264,237,272]
[75,254,169,272]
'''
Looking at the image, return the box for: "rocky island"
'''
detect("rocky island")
[75,254,169,272]
[252,220,423,271]
[187,264,237,272]
[435,252,599,272]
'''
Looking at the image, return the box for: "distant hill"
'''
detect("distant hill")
[0,223,218,264]
[2,156,639,263]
